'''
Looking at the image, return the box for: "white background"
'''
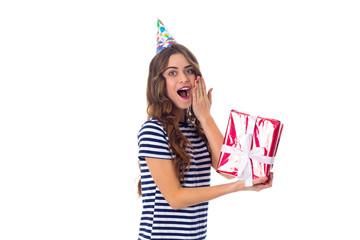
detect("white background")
[1,0,359,239]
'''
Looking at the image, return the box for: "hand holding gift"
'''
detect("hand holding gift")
[217,110,283,186]
[234,172,274,191]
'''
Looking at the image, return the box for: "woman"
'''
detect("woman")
[137,42,273,240]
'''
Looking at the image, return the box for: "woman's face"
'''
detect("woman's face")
[163,53,196,119]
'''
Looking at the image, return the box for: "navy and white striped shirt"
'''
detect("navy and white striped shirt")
[137,118,212,240]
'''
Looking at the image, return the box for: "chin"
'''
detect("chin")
[180,101,192,109]
[174,101,191,111]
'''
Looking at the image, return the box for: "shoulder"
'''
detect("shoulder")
[138,118,168,143]
[138,118,172,159]
[139,118,165,131]
[138,118,167,136]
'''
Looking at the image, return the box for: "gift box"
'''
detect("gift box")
[217,110,283,186]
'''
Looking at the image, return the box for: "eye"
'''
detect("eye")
[186,69,194,74]
[168,71,176,76]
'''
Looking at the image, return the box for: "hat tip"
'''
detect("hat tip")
[156,18,176,53]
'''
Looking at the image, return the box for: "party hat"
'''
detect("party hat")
[156,19,176,53]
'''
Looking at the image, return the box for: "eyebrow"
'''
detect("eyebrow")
[165,65,193,71]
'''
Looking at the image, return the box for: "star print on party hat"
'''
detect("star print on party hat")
[156,19,176,53]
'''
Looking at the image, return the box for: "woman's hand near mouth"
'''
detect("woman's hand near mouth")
[191,76,213,123]
[191,76,224,170]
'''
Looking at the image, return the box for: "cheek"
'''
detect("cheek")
[164,79,173,97]
[190,76,196,86]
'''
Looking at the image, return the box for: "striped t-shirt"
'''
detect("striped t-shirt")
[137,118,212,240]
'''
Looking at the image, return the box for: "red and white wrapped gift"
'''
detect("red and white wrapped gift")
[217,110,283,186]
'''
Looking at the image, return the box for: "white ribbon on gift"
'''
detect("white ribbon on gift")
[221,115,275,187]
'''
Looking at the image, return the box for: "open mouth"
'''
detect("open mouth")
[177,86,191,99]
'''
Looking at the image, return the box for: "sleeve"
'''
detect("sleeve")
[137,120,173,160]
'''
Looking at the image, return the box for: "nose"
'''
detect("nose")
[179,72,190,83]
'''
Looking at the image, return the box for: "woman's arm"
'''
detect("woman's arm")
[146,157,272,210]
[200,115,224,169]
[191,77,226,169]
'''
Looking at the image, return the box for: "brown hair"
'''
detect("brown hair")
[138,44,210,196]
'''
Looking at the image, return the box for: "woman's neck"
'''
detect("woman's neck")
[172,108,186,122]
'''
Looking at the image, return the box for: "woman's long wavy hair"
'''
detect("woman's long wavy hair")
[137,43,210,196]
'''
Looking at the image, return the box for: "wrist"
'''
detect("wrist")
[198,113,213,127]
[232,180,246,192]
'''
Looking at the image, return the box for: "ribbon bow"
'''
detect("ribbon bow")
[221,115,275,187]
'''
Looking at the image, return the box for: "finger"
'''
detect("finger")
[192,78,199,102]
[252,176,268,185]
[260,173,273,188]
[207,88,213,105]
[195,78,201,99]
[267,172,274,185]
[195,75,201,83]
[200,77,207,97]
[195,77,202,98]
